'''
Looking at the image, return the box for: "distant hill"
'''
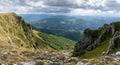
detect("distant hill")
[30,17,85,41]
[22,14,120,41]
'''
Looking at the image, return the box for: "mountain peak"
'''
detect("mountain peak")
[0,12,16,16]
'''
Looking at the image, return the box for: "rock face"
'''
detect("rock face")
[73,22,120,57]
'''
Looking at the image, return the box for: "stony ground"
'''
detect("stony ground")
[0,45,120,65]
[0,46,78,65]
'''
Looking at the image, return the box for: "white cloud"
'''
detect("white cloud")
[0,6,3,9]
[86,0,105,7]
[26,0,46,7]
[70,9,119,16]
[17,7,33,12]
[116,0,120,3]
[70,9,102,15]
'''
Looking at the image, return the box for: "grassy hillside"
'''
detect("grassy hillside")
[0,12,75,50]
[32,27,81,41]
[0,12,76,64]
[33,30,75,50]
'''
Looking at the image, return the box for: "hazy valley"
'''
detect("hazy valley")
[20,14,120,41]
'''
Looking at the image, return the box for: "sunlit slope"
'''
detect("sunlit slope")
[0,12,75,50]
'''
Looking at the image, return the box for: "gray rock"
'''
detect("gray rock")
[21,61,35,65]
[107,38,115,53]
[73,28,94,56]
[107,31,119,53]
[76,61,84,65]
[110,24,115,35]
[76,61,90,65]
[116,51,120,56]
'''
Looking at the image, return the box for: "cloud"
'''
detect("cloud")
[0,0,120,15]
[69,9,118,16]
[44,0,76,7]
[26,0,45,7]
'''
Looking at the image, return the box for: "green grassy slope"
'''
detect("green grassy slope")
[0,12,75,50]
[33,30,75,50]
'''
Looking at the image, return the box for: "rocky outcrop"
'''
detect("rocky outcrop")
[73,22,120,57]
[107,31,120,53]
[73,28,94,56]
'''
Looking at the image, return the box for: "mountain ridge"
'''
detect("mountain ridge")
[0,12,75,50]
[73,22,120,58]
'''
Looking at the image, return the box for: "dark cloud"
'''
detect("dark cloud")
[104,0,120,10]
[41,0,120,11]
[44,0,75,7]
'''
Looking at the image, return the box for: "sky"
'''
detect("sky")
[0,0,120,16]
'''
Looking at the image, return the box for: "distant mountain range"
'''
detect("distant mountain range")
[19,14,120,41]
